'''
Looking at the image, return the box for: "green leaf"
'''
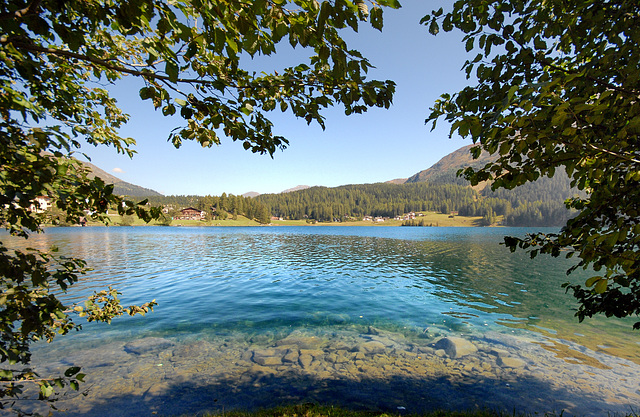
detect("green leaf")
[370,7,383,31]
[40,384,54,398]
[533,37,547,50]
[165,61,179,83]
[379,0,401,8]
[429,19,439,35]
[64,366,81,377]
[139,87,153,100]
[585,276,601,287]
[465,37,474,52]
[594,279,608,294]
[240,103,253,115]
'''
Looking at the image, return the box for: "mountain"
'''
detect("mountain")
[385,178,407,184]
[401,144,579,226]
[242,185,310,198]
[404,144,495,188]
[282,185,310,193]
[79,160,163,197]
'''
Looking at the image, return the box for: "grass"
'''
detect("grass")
[80,212,493,228]
[86,214,263,227]
[195,403,586,417]
[272,212,485,227]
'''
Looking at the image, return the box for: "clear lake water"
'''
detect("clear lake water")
[3,226,640,416]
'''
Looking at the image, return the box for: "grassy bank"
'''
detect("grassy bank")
[78,211,489,228]
[85,214,263,227]
[266,212,486,227]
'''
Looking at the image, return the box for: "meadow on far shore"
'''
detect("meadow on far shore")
[83,211,490,228]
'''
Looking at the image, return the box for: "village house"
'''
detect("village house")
[399,212,417,221]
[29,196,52,213]
[176,207,206,220]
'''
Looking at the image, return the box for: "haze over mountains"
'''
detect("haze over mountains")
[83,145,493,198]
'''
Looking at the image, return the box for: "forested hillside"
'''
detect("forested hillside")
[458,173,579,226]
[145,193,271,224]
[256,145,580,226]
[404,145,579,227]
[88,144,579,227]
[256,183,477,222]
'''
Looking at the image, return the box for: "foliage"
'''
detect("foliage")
[0,0,400,412]
[456,173,578,226]
[423,0,640,327]
[401,218,434,227]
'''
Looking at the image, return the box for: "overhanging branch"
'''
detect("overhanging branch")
[0,0,42,21]
[5,39,342,93]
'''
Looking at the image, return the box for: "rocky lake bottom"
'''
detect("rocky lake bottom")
[23,326,640,417]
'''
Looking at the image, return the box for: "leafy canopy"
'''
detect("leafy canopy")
[423,0,640,328]
[0,0,399,411]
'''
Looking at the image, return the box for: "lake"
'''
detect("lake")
[6,226,640,416]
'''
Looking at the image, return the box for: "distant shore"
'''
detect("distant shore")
[79,211,490,228]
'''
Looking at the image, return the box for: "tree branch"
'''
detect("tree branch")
[0,0,42,21]
[7,39,214,85]
[534,54,639,98]
[6,39,335,92]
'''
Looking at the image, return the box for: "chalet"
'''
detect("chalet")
[400,212,416,221]
[29,196,52,213]
[176,207,206,220]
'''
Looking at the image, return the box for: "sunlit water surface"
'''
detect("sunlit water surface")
[4,226,640,416]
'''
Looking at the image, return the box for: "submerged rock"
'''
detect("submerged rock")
[282,349,300,363]
[433,337,478,358]
[354,340,386,355]
[435,349,447,357]
[367,326,380,335]
[298,352,314,368]
[498,356,526,369]
[490,348,510,358]
[124,337,175,355]
[275,332,325,350]
[251,349,284,366]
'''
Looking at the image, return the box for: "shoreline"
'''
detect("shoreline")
[70,211,490,228]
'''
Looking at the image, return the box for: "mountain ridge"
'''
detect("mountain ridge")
[79,159,163,197]
[403,144,495,187]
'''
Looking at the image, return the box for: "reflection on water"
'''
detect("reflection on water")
[3,226,640,416]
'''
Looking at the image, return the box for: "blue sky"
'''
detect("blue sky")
[80,1,473,196]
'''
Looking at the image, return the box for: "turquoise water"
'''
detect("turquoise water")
[5,226,640,416]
